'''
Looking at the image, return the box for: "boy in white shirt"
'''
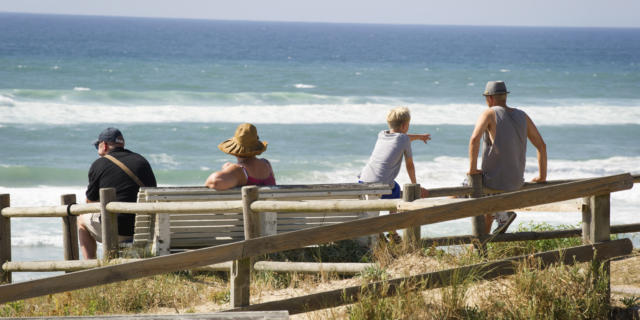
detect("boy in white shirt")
[359,106,430,241]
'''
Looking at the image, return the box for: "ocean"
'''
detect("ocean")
[1,13,639,282]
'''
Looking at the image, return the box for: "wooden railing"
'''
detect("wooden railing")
[0,173,637,313]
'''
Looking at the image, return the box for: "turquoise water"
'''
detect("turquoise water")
[0,13,639,282]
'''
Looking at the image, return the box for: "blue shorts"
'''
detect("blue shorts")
[381,181,401,199]
[358,180,401,199]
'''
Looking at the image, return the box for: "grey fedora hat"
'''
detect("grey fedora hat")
[483,81,510,96]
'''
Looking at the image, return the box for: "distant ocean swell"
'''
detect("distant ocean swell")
[1,97,639,125]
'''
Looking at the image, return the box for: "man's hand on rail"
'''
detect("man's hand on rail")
[467,168,482,175]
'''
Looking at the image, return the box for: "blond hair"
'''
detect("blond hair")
[387,106,411,130]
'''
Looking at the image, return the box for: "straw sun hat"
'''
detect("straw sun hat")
[218,123,268,157]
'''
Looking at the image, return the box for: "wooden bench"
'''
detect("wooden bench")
[133,183,392,255]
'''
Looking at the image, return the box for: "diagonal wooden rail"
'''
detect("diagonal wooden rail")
[0,173,632,304]
[231,239,633,314]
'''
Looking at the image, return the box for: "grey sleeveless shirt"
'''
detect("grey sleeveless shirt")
[481,106,527,191]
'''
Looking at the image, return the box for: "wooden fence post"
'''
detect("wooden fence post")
[402,184,421,247]
[61,194,79,263]
[152,213,170,256]
[581,197,591,244]
[232,186,259,308]
[583,193,611,305]
[0,194,11,283]
[100,188,118,260]
[468,173,487,253]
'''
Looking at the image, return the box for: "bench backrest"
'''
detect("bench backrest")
[133,183,391,254]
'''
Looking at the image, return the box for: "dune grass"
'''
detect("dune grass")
[0,223,628,319]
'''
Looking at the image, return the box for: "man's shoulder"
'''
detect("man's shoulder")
[112,149,149,161]
[89,156,110,169]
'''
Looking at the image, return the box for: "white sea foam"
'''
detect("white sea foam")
[73,87,91,91]
[293,83,316,89]
[0,94,15,107]
[1,101,639,125]
[148,153,180,169]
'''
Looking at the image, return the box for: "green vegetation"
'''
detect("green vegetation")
[0,272,229,317]
[0,223,629,319]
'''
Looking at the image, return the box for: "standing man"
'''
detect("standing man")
[79,127,157,259]
[468,81,547,234]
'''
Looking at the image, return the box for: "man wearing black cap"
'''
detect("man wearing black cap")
[79,127,157,259]
[468,81,547,234]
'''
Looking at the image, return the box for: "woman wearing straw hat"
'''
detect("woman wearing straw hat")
[205,123,276,190]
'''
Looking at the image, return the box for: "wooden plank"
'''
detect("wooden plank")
[261,212,277,236]
[514,199,581,212]
[170,214,243,221]
[0,174,631,304]
[1,203,100,217]
[4,259,232,273]
[107,201,244,214]
[171,226,245,233]
[235,239,632,314]
[2,259,371,275]
[142,188,392,202]
[135,221,151,228]
[171,221,243,227]
[399,198,581,213]
[15,311,290,319]
[251,199,399,213]
[611,223,640,234]
[170,232,246,239]
[277,225,343,232]
[276,212,360,218]
[0,194,10,283]
[141,183,391,194]
[61,194,79,262]
[144,192,393,202]
[172,239,240,248]
[276,217,361,223]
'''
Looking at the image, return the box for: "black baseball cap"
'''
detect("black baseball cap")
[93,127,124,149]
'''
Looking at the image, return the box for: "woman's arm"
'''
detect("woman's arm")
[205,163,246,190]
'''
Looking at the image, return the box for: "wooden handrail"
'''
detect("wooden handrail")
[0,173,632,304]
[2,174,638,218]
[1,203,99,218]
[107,200,244,214]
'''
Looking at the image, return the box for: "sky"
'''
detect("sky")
[1,0,639,28]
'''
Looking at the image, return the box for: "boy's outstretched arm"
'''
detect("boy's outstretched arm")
[408,133,431,143]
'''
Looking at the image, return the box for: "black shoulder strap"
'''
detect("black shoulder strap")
[103,154,145,187]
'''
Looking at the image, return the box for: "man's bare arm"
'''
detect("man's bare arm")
[468,109,492,174]
[525,114,547,182]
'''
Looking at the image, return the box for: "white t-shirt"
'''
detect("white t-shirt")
[359,130,412,185]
